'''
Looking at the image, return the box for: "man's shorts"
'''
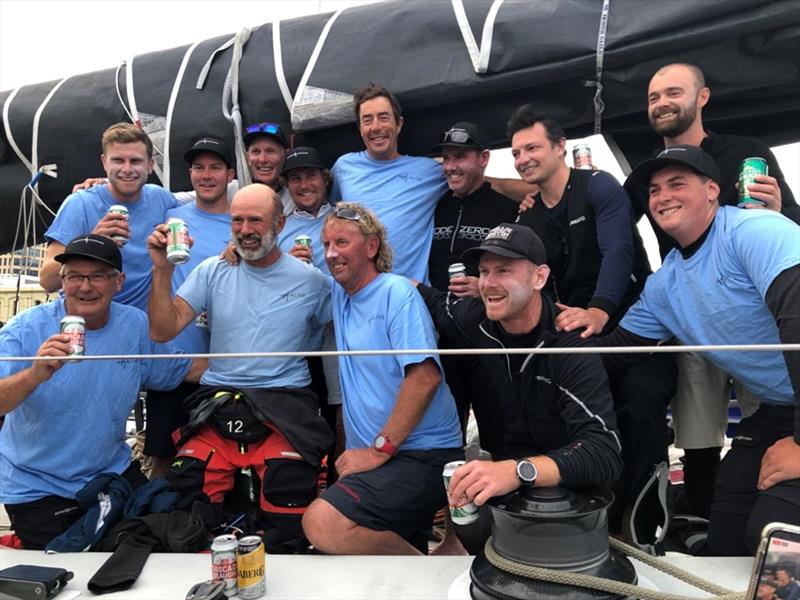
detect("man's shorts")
[143,382,199,458]
[320,448,463,545]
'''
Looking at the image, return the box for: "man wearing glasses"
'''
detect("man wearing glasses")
[302,203,463,555]
[0,234,198,549]
[39,123,179,311]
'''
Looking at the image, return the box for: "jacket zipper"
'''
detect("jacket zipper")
[450,205,464,255]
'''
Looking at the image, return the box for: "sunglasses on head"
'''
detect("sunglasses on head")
[335,206,362,221]
[441,127,480,147]
[245,122,282,136]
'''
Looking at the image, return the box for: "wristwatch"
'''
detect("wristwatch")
[516,459,537,487]
[373,433,398,456]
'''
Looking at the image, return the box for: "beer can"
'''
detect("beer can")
[107,204,129,245]
[237,535,266,599]
[738,157,768,207]
[448,262,467,280]
[442,460,479,525]
[572,144,592,170]
[60,316,86,358]
[211,534,238,597]
[166,217,191,264]
[294,234,313,247]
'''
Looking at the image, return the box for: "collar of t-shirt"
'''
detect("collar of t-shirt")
[678,220,714,260]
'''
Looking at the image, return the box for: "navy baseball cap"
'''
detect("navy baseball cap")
[54,234,123,272]
[627,144,721,187]
[184,137,234,168]
[243,121,289,149]
[462,223,547,265]
[282,146,325,175]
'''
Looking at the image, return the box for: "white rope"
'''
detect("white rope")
[114,61,137,123]
[451,0,505,74]
[291,9,345,117]
[31,77,70,174]
[272,20,295,113]
[125,53,140,127]
[584,0,610,134]
[196,36,236,90]
[2,87,34,173]
[163,40,202,190]
[3,343,798,363]
[221,27,252,186]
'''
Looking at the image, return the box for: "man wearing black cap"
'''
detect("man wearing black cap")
[416,223,623,551]
[0,234,196,549]
[427,122,520,452]
[144,136,236,478]
[599,145,800,555]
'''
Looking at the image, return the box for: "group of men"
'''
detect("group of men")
[0,62,797,559]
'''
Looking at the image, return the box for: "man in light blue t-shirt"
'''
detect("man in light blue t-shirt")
[40,123,178,311]
[144,136,235,478]
[302,202,463,555]
[598,146,800,556]
[0,234,196,549]
[148,183,333,549]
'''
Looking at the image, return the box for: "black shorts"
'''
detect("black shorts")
[143,382,199,458]
[321,448,463,545]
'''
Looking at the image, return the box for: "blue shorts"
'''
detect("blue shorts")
[321,448,463,546]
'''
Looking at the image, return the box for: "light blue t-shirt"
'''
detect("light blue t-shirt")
[177,252,332,388]
[332,272,462,451]
[330,151,447,282]
[620,206,800,405]
[0,299,190,503]
[45,183,178,311]
[166,203,231,354]
[277,203,333,275]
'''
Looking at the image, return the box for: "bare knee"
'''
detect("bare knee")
[302,498,352,552]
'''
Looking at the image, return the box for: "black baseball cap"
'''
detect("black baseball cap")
[243,121,289,149]
[282,146,325,175]
[430,122,487,154]
[54,234,123,272]
[627,144,721,187]
[462,223,547,265]
[184,137,233,168]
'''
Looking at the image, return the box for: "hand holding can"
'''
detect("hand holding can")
[443,461,480,525]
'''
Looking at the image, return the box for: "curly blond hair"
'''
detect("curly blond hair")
[323,202,393,273]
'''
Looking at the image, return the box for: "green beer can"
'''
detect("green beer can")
[738,157,768,207]
[443,460,479,525]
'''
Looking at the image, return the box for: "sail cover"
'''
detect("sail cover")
[1,0,798,253]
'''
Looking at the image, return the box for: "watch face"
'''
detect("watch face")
[375,435,386,449]
[518,460,537,483]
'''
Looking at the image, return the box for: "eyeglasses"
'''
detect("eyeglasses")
[62,271,118,285]
[245,122,282,136]
[334,206,362,221]
[441,127,481,147]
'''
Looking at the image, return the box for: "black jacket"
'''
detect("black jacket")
[418,285,623,488]
[429,181,519,290]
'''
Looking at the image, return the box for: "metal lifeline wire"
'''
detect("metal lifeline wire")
[0,343,798,363]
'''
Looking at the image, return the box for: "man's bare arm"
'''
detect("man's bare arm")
[147,225,197,342]
[40,242,66,293]
[486,176,538,203]
[0,334,72,415]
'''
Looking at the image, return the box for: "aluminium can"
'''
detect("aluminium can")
[294,234,313,247]
[448,262,467,280]
[237,535,266,599]
[572,144,593,170]
[442,460,479,525]
[106,204,129,244]
[166,217,191,264]
[60,316,86,357]
[738,157,768,207]
[211,534,238,597]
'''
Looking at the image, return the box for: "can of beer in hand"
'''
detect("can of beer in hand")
[738,157,768,207]
[211,534,239,597]
[443,460,479,525]
[294,234,313,247]
[448,262,467,281]
[572,144,593,170]
[237,535,266,599]
[166,217,191,264]
[60,316,86,358]
[107,204,129,245]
